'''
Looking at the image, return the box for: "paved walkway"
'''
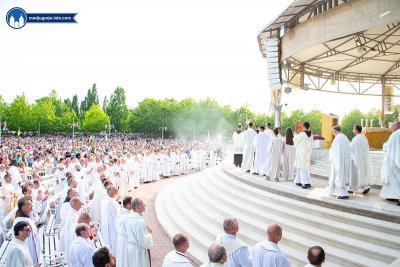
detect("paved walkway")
[125,175,200,267]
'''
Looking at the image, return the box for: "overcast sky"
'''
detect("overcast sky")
[0,0,392,118]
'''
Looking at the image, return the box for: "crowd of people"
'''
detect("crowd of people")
[233,121,400,204]
[0,134,225,267]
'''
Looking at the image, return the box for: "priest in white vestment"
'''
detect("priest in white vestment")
[116,197,132,267]
[252,224,291,267]
[380,121,400,205]
[282,128,296,181]
[69,223,95,267]
[293,122,313,188]
[265,123,274,136]
[6,221,39,267]
[66,212,92,266]
[59,197,82,254]
[100,186,120,252]
[232,124,244,167]
[215,217,251,267]
[252,126,270,177]
[12,197,40,265]
[348,125,373,194]
[326,126,350,199]
[162,233,193,267]
[266,128,283,181]
[9,160,23,190]
[241,122,257,172]
[125,198,153,267]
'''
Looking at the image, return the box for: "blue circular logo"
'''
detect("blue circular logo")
[6,7,27,29]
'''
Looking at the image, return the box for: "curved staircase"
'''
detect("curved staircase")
[155,165,400,267]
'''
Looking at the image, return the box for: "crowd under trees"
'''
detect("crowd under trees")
[0,83,399,140]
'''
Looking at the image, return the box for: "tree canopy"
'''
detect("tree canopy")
[0,87,399,140]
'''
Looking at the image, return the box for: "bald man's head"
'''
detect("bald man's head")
[267,223,282,244]
[391,121,400,132]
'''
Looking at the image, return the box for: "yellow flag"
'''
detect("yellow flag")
[17,128,21,136]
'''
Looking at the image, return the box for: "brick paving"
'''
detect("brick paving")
[125,175,200,267]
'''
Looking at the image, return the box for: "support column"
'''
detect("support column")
[381,77,386,128]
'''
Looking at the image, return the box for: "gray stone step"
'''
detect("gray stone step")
[155,167,400,266]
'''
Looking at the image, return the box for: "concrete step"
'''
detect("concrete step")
[155,167,400,266]
[211,168,400,250]
[194,172,398,266]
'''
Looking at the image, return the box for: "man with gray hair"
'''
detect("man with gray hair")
[380,121,400,206]
[125,197,153,267]
[59,197,82,253]
[252,223,291,267]
[326,126,351,199]
[215,217,251,266]
[201,243,227,266]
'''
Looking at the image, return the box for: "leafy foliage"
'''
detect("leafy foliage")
[82,104,110,132]
[0,88,399,139]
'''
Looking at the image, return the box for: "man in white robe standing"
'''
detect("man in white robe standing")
[293,122,313,189]
[215,217,251,267]
[125,198,153,267]
[252,126,270,176]
[66,212,92,266]
[59,197,82,255]
[326,126,350,199]
[380,121,400,206]
[116,196,132,267]
[266,128,283,182]
[252,223,291,267]
[9,160,23,191]
[348,125,373,194]
[232,124,244,167]
[265,122,274,136]
[101,186,120,252]
[69,223,95,267]
[6,221,40,267]
[241,122,257,173]
[162,233,193,267]
[12,197,40,265]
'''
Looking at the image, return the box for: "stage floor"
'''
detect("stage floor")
[222,163,400,223]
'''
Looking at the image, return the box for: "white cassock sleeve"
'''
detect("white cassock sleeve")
[78,244,95,267]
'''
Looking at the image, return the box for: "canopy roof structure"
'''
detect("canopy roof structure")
[258,0,400,97]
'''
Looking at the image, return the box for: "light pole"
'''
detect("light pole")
[161,124,167,139]
[38,122,40,137]
[105,123,113,139]
[69,117,78,139]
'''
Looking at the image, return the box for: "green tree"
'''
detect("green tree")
[5,94,33,132]
[71,95,80,117]
[106,87,129,132]
[32,99,57,134]
[82,104,110,132]
[341,109,365,139]
[0,95,8,126]
[80,84,99,117]
[102,96,109,111]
